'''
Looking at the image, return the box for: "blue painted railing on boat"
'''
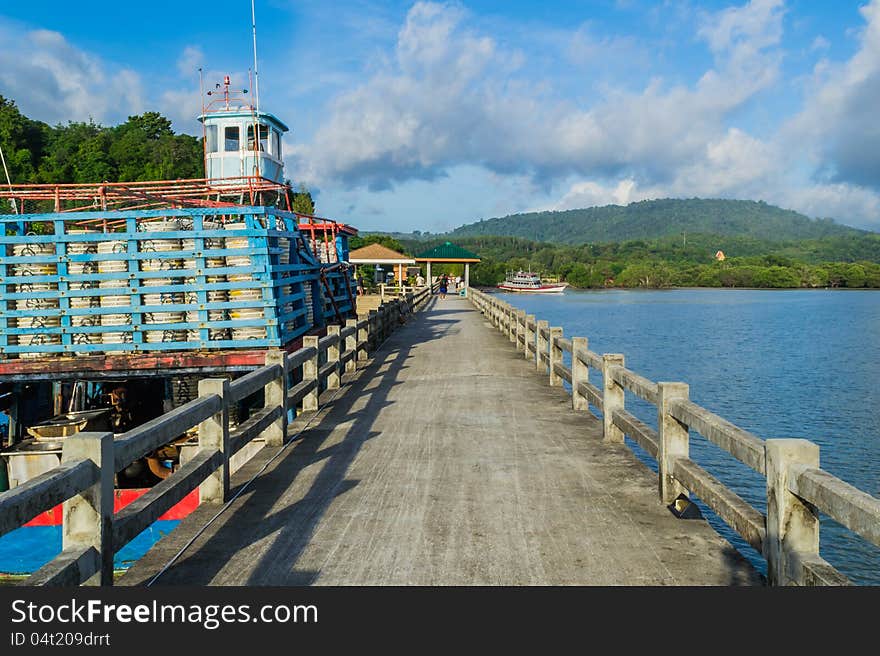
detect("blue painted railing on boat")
[0,207,355,356]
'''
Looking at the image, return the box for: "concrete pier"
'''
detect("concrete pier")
[121,297,759,586]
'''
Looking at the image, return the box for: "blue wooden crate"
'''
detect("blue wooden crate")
[0,207,355,358]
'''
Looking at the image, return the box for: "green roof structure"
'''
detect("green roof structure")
[414,241,480,262]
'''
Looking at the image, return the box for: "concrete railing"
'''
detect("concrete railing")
[0,289,432,586]
[379,283,428,299]
[470,288,880,586]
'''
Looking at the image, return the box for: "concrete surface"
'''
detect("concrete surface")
[121,296,760,586]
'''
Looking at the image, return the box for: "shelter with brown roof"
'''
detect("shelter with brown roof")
[348,243,416,283]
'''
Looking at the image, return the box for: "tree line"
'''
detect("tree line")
[0,96,203,186]
[389,233,880,289]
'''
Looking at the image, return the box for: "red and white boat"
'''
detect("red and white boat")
[497,270,568,293]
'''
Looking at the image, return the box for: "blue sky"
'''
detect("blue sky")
[1,1,879,233]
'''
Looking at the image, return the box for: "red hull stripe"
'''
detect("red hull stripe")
[23,488,199,527]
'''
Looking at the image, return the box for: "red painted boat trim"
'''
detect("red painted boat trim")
[24,488,199,527]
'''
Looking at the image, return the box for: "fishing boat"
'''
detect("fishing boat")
[0,49,359,572]
[497,270,568,293]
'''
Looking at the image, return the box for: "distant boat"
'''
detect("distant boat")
[497,270,568,293]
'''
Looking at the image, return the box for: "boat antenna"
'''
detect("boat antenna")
[251,0,260,113]
[0,142,18,214]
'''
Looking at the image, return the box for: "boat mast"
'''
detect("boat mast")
[251,0,260,113]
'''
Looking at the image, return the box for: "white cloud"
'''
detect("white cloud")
[554,179,645,210]
[787,0,880,190]
[0,21,144,125]
[697,0,785,54]
[294,0,785,194]
[811,35,831,51]
[177,46,204,78]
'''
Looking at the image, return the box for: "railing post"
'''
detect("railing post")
[657,382,690,504]
[536,320,549,373]
[765,439,820,586]
[345,318,358,373]
[198,378,230,505]
[516,310,526,352]
[264,350,289,447]
[302,335,320,411]
[601,354,625,443]
[571,337,589,411]
[61,432,113,586]
[508,307,516,343]
[358,317,368,362]
[380,305,389,342]
[368,309,378,352]
[549,327,563,386]
[524,314,535,359]
[327,325,341,390]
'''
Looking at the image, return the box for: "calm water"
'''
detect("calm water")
[496,288,880,585]
[0,521,180,576]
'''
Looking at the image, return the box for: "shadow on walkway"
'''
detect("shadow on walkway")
[146,298,456,585]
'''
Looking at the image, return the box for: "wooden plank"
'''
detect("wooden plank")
[288,345,318,370]
[113,449,222,550]
[114,394,221,473]
[611,408,658,460]
[790,466,880,548]
[26,547,100,587]
[609,366,658,404]
[288,378,317,406]
[230,406,283,454]
[319,362,338,382]
[228,364,282,403]
[0,459,96,539]
[552,361,572,384]
[555,336,572,353]
[578,381,603,411]
[672,457,766,554]
[0,349,272,381]
[669,399,766,474]
[574,346,602,370]
[786,551,851,586]
[318,333,340,351]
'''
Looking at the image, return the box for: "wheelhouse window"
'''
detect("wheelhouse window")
[271,129,281,158]
[205,125,218,153]
[247,124,270,152]
[224,126,240,151]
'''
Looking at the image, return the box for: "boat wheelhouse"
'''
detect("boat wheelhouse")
[497,270,568,293]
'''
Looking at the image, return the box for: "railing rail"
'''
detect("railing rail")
[0,290,428,586]
[469,287,879,586]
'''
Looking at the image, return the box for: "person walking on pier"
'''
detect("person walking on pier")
[439,275,448,299]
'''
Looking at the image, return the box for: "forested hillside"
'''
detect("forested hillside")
[450,198,866,244]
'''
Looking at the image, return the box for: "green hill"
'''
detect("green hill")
[449,198,868,244]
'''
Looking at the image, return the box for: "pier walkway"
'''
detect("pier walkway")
[121,296,759,586]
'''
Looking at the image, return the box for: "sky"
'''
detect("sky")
[1,1,879,234]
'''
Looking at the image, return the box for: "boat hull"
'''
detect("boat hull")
[496,283,568,293]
